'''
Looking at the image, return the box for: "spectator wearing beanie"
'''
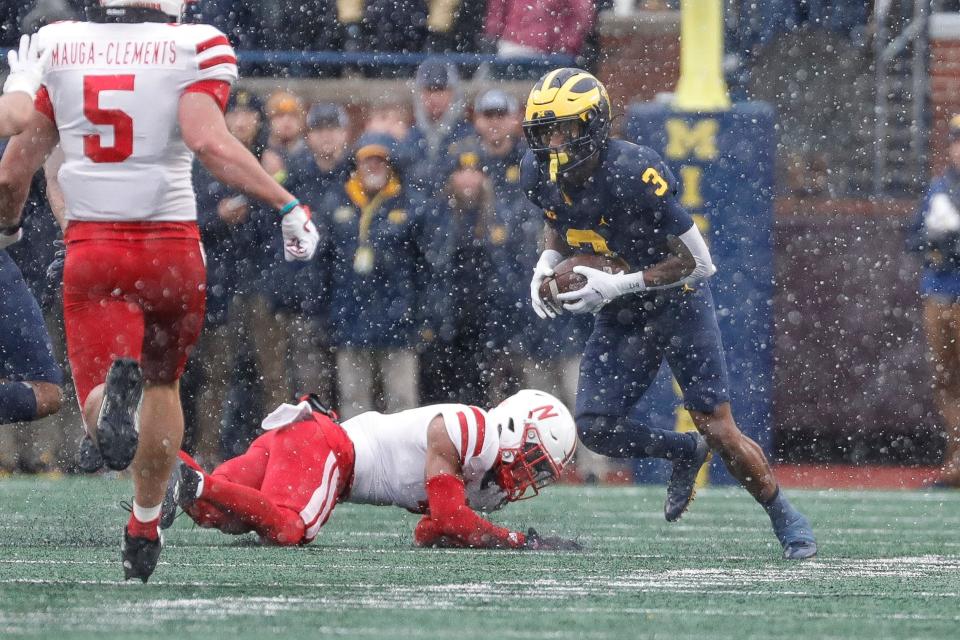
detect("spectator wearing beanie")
[403,57,473,196]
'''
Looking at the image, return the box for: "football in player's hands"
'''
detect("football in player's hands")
[524,527,583,552]
[538,254,630,308]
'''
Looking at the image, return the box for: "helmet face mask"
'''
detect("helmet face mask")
[488,389,577,503]
[523,116,583,150]
[496,421,563,502]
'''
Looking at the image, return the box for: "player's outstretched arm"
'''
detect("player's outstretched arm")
[0,35,49,138]
[416,417,526,549]
[178,92,319,261]
[416,417,582,551]
[180,92,293,209]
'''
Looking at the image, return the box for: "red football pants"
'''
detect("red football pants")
[62,221,205,407]
[181,416,355,545]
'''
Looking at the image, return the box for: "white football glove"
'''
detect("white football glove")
[557,265,644,315]
[4,34,50,99]
[926,193,960,238]
[0,225,22,250]
[281,204,319,262]
[530,249,564,319]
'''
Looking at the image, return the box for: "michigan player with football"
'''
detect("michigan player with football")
[521,68,817,559]
[162,390,581,550]
[0,34,64,426]
[0,0,320,581]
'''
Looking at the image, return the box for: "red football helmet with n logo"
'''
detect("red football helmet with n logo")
[488,389,577,502]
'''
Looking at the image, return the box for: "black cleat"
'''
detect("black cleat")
[664,433,711,522]
[97,358,143,471]
[159,463,182,530]
[121,527,162,583]
[160,461,202,530]
[77,434,104,473]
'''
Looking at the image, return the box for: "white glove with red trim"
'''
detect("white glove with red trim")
[281,203,319,262]
[4,34,49,99]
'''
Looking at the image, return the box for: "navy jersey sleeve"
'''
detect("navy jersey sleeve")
[617,145,694,237]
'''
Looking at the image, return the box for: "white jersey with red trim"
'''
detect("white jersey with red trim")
[341,404,500,513]
[35,20,237,222]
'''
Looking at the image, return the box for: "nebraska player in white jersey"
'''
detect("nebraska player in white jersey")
[163,390,582,551]
[0,1,319,582]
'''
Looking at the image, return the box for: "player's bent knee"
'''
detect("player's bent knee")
[576,414,623,457]
[266,511,306,547]
[690,404,740,447]
[31,382,63,418]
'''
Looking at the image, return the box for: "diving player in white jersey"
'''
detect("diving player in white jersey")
[163,390,582,551]
[0,1,320,582]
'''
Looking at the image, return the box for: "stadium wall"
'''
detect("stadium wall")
[930,13,960,176]
[773,199,938,465]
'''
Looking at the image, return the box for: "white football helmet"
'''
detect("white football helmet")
[487,389,577,501]
[98,0,190,20]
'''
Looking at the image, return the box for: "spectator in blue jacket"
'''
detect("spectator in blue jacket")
[420,143,522,405]
[445,95,529,404]
[908,114,960,487]
[274,102,352,407]
[322,133,428,417]
[403,57,473,196]
[470,89,526,203]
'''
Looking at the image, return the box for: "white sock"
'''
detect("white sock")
[132,501,162,523]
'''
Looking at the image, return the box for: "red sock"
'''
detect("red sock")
[127,513,160,541]
[201,474,304,545]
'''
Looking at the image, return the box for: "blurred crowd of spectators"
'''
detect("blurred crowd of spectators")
[0,0,601,58]
[2,58,608,476]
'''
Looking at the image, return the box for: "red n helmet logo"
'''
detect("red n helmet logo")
[529,405,559,421]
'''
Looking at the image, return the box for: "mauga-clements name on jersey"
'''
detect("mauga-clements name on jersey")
[50,39,180,68]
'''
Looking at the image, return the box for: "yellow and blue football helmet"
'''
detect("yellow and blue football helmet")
[522,68,612,181]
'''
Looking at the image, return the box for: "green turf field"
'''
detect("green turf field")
[1,477,958,639]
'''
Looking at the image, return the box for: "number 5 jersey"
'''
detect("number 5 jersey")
[35,20,238,222]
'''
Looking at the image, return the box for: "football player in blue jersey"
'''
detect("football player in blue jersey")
[520,68,816,559]
[0,34,63,426]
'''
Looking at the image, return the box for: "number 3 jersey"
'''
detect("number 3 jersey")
[34,20,238,222]
[519,139,695,271]
[340,404,501,514]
